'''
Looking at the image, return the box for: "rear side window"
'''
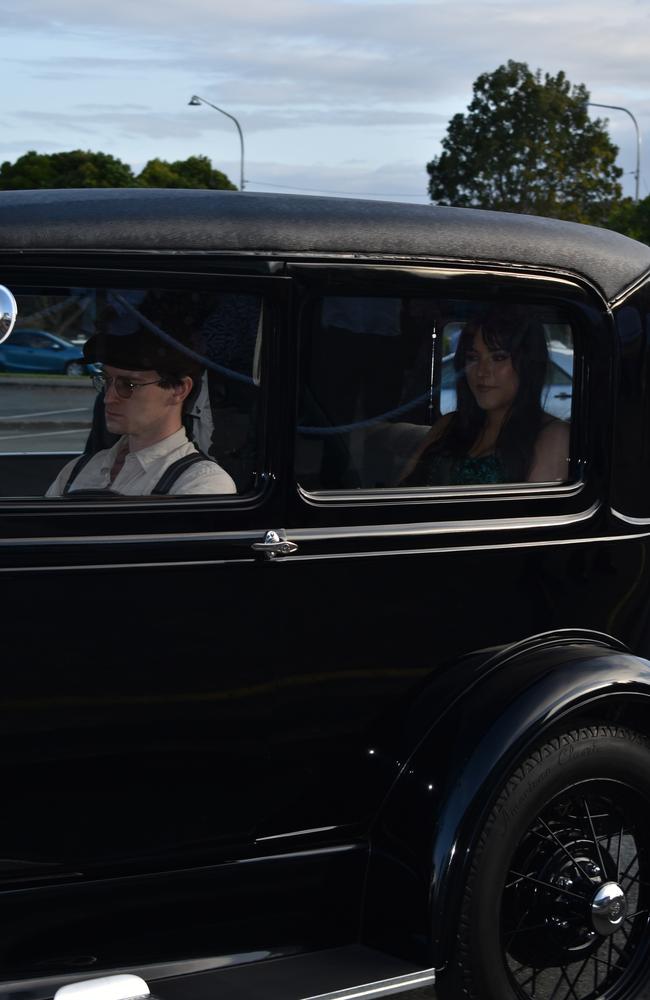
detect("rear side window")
[0,284,264,499]
[296,295,575,492]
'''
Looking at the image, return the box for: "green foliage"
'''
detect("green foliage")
[605,196,650,244]
[0,151,236,191]
[427,60,623,225]
[137,154,236,190]
[0,150,135,189]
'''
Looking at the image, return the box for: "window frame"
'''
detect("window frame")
[288,261,610,530]
[0,259,291,534]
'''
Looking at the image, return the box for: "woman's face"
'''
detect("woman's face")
[463,330,519,416]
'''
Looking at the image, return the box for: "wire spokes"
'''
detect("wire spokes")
[501,783,650,1000]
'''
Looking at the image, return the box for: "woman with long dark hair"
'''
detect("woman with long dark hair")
[403,307,570,485]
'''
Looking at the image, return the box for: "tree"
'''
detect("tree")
[605,196,650,244]
[427,60,623,225]
[0,151,236,191]
[0,150,135,189]
[136,154,236,190]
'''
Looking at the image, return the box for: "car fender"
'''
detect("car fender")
[362,633,650,967]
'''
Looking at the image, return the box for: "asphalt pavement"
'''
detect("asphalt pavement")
[0,375,94,452]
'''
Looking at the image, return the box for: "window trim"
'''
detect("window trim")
[289,262,608,525]
[0,263,291,528]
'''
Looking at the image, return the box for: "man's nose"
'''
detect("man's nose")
[104,379,120,402]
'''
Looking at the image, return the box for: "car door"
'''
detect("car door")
[26,330,64,371]
[257,261,613,842]
[0,263,290,884]
[2,329,36,371]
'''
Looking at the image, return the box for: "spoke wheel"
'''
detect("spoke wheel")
[437,726,650,1000]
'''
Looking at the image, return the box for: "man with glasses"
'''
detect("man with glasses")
[46,328,237,497]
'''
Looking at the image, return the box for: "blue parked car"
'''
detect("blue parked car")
[0,328,97,375]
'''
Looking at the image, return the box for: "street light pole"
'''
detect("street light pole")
[188,95,245,191]
[588,101,641,203]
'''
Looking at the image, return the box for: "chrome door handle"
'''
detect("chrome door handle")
[251,529,298,559]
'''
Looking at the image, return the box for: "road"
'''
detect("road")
[0,377,94,452]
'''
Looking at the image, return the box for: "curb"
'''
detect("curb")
[0,376,95,389]
[0,421,89,430]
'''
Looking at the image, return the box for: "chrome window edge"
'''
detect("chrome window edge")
[289,501,600,542]
[610,507,650,526]
[298,478,584,505]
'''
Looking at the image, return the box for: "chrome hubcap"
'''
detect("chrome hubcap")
[591,881,627,936]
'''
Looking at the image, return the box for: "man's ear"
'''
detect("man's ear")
[170,376,193,405]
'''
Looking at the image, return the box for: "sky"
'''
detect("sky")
[3,0,650,204]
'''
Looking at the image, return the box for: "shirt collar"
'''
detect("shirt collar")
[99,436,129,474]
[127,428,189,470]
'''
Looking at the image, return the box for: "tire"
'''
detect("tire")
[65,361,84,376]
[437,726,650,1000]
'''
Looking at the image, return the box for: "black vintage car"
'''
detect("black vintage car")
[2,188,650,1000]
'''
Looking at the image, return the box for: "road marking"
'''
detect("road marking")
[0,428,86,442]
[0,406,90,420]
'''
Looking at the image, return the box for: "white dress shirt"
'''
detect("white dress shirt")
[46,428,237,497]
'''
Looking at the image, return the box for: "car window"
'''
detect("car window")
[28,332,57,349]
[8,330,30,347]
[296,294,575,492]
[0,283,265,499]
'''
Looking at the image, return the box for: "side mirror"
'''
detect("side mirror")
[0,285,17,344]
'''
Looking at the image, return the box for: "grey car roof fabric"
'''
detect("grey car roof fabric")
[1,188,649,303]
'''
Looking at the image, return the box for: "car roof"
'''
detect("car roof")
[13,327,55,335]
[0,188,648,304]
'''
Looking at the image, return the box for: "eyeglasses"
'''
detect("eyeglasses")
[92,372,167,399]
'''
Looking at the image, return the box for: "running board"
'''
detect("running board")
[37,947,435,1000]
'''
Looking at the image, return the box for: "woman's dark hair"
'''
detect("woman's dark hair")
[419,306,549,483]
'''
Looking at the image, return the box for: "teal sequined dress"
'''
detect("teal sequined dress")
[421,451,505,486]
[449,453,504,485]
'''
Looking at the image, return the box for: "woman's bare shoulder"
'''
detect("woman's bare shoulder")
[537,418,570,446]
[528,418,570,483]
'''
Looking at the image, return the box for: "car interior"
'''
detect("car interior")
[296,294,574,492]
[0,285,264,498]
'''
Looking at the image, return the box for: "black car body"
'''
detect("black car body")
[2,188,650,1000]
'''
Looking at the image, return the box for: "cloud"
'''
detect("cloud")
[10,0,650,103]
[4,0,650,200]
[8,1,650,117]
[244,157,430,201]
[8,102,445,140]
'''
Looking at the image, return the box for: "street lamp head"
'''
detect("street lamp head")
[186,94,245,190]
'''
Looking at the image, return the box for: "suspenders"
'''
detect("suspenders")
[150,453,207,495]
[63,450,208,496]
